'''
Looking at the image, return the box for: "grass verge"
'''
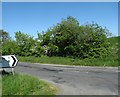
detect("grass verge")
[17,55,119,67]
[2,74,57,96]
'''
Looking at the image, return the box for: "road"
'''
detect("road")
[14,62,118,95]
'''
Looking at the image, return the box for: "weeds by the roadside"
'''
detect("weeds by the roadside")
[2,74,57,95]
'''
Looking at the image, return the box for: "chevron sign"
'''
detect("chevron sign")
[1,55,18,68]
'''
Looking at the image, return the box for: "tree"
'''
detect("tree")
[42,16,80,56]
[2,40,20,55]
[42,16,111,59]
[0,30,10,43]
[2,16,111,59]
[74,23,110,58]
[1,30,20,55]
[15,31,35,56]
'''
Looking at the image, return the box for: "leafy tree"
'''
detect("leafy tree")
[37,31,44,43]
[0,30,10,43]
[2,40,20,55]
[30,38,44,57]
[1,16,111,59]
[42,16,111,59]
[75,23,110,58]
[1,30,20,55]
[15,31,35,56]
[42,16,80,56]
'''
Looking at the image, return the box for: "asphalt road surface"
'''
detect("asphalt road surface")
[14,62,118,95]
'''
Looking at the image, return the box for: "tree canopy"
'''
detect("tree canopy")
[41,16,111,58]
[2,16,111,59]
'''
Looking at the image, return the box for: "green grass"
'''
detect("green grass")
[17,55,118,67]
[2,74,57,96]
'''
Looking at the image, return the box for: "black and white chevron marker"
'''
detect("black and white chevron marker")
[1,55,18,68]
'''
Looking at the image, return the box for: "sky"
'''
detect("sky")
[2,2,118,39]
[2,0,120,2]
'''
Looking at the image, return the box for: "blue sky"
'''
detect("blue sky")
[2,2,118,39]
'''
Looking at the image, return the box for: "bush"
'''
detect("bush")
[41,16,111,59]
